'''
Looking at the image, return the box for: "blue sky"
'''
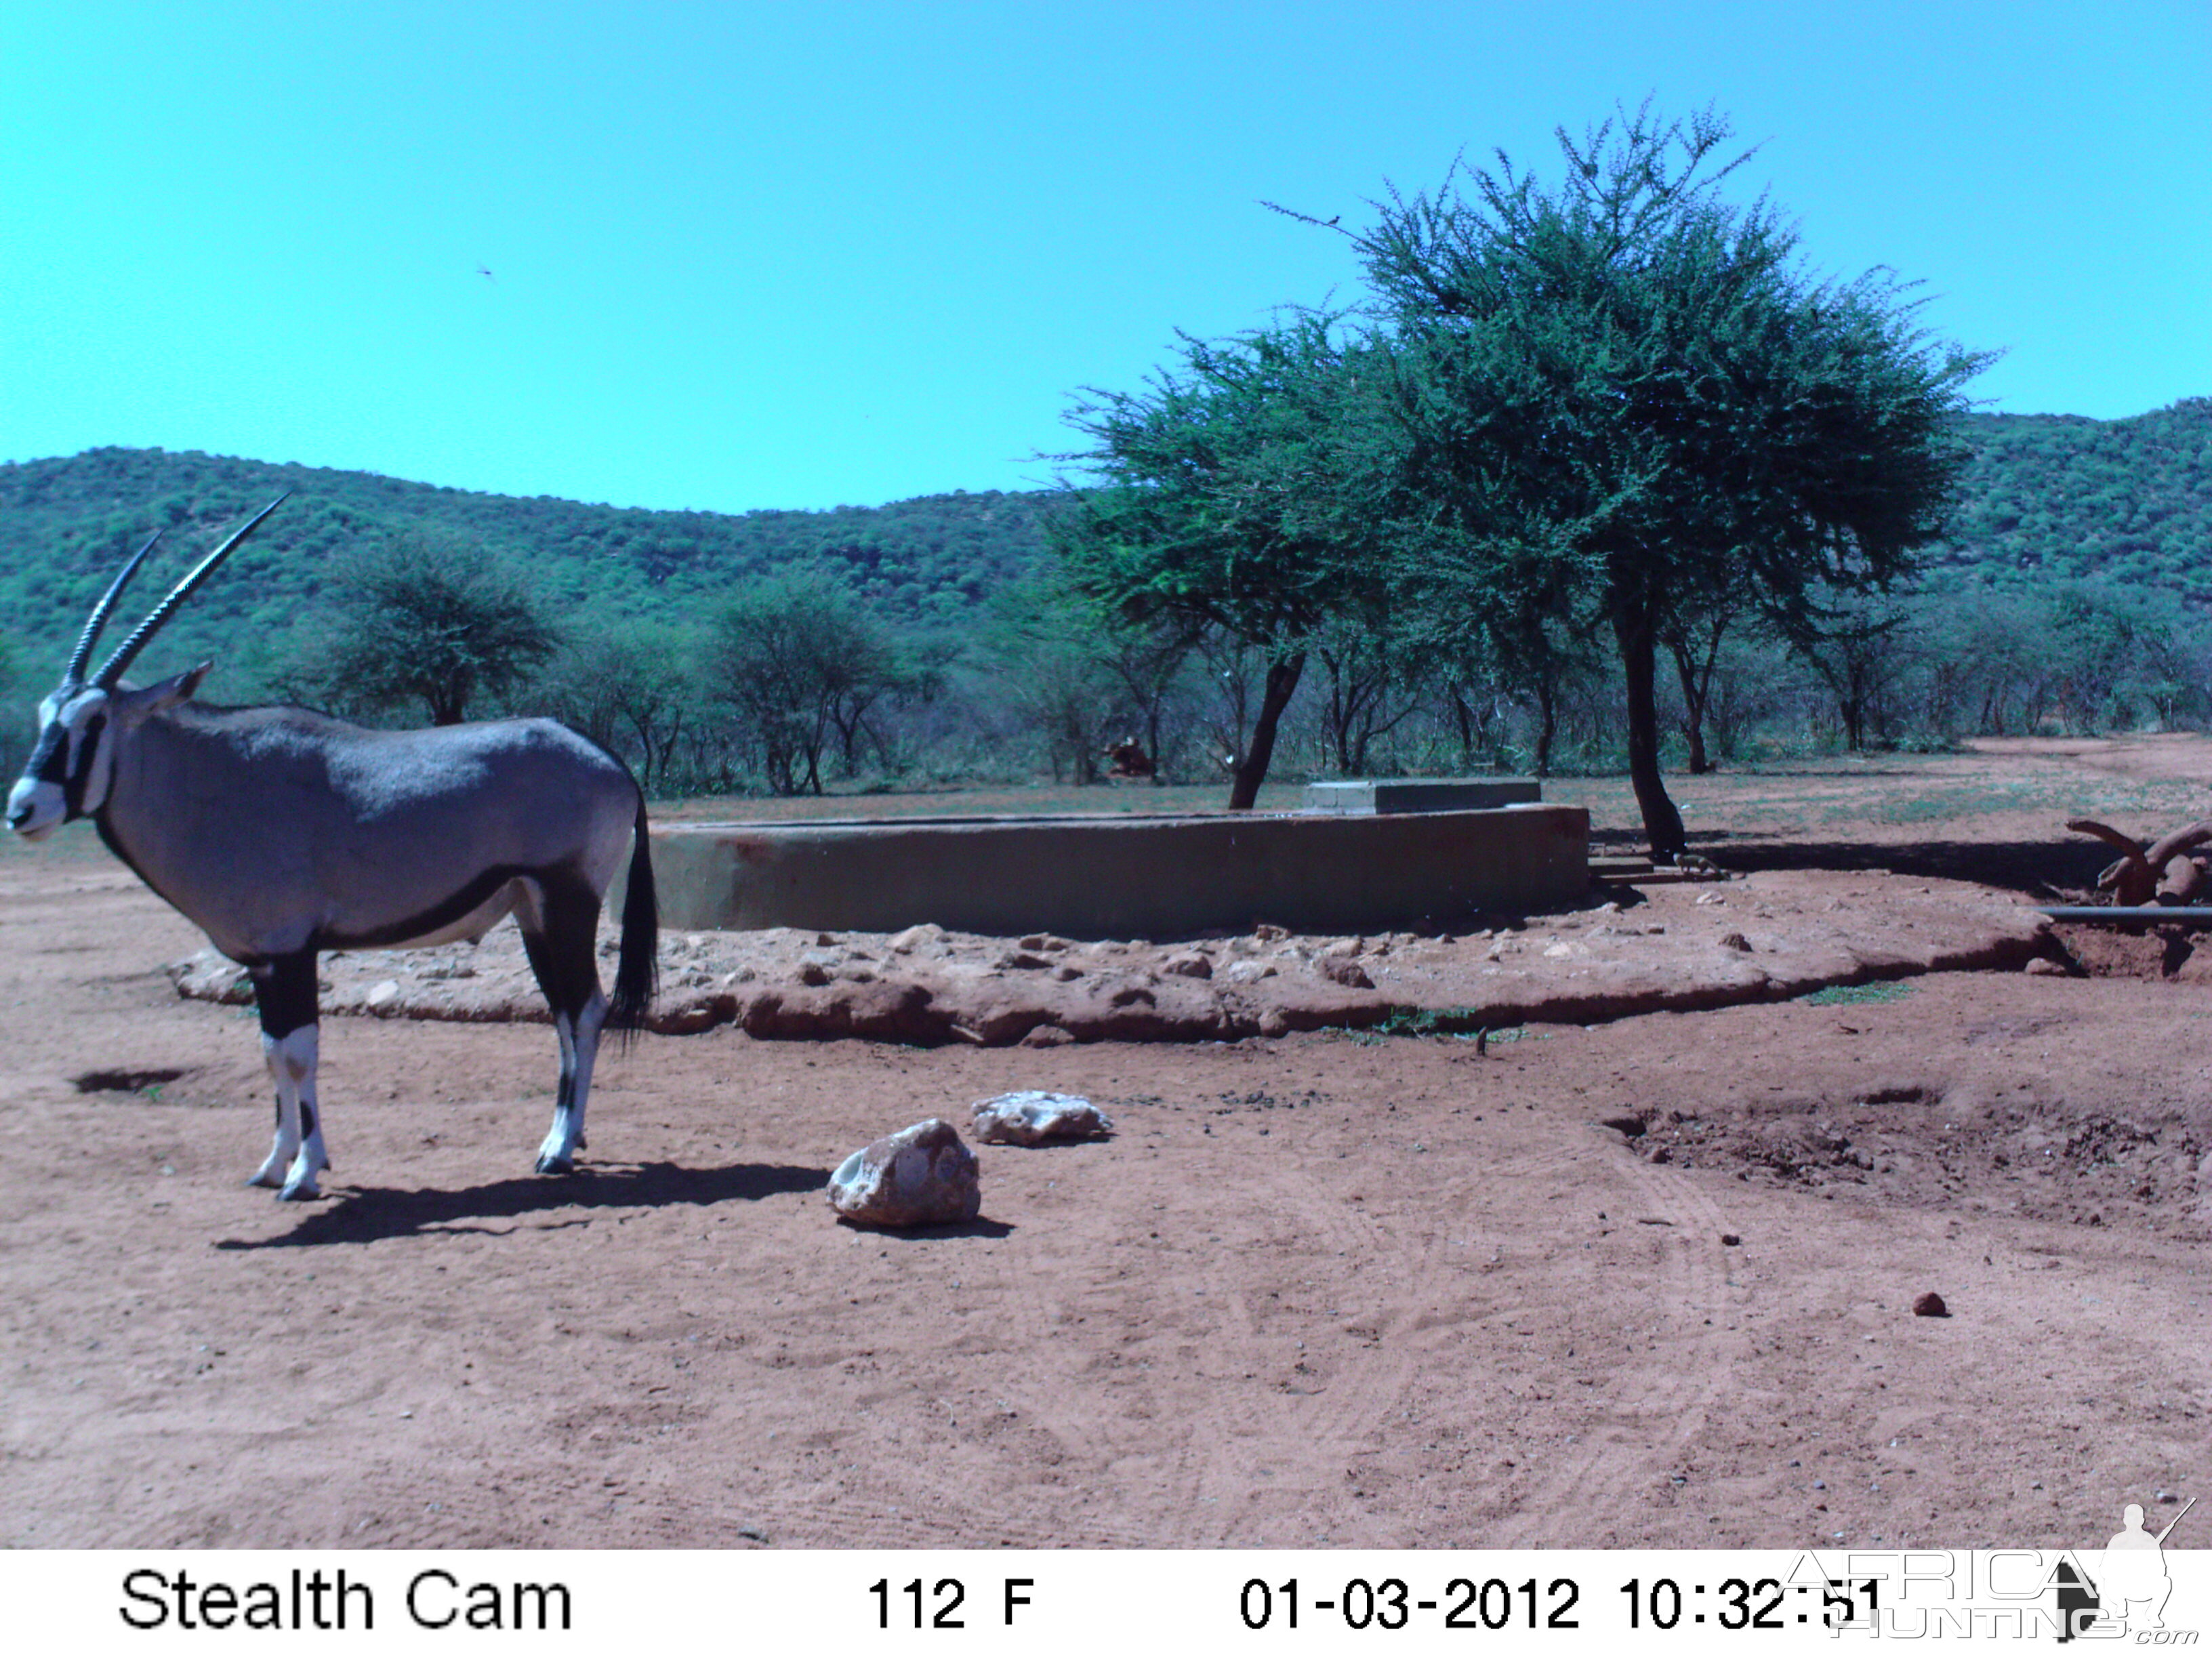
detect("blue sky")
[3,1,2206,514]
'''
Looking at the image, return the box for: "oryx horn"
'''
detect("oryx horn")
[62,528,165,685]
[91,494,289,690]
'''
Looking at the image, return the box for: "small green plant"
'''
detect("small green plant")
[1373,1006,1492,1038]
[1800,981,1914,1006]
[1342,1009,1537,1042]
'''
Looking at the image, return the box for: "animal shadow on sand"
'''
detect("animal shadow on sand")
[836,1216,1015,1242]
[214,1160,827,1250]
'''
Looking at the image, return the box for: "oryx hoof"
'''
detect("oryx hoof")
[276,1174,323,1202]
[246,1168,286,1189]
[535,1151,576,1176]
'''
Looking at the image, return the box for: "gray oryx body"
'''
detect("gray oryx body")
[7,499,657,1199]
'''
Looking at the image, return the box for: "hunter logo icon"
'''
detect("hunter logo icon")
[2058,1494,2196,1640]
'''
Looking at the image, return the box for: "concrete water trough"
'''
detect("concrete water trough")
[646,791,1588,939]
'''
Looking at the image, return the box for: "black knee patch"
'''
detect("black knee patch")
[253,952,319,1040]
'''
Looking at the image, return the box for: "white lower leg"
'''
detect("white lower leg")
[535,1013,581,1172]
[250,1030,305,1187]
[284,1078,329,1201]
[535,996,606,1173]
[568,994,607,1152]
[266,1026,327,1200]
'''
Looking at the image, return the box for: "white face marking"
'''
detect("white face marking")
[5,777,62,841]
[9,687,115,838]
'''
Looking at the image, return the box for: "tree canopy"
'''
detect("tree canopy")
[1050,315,1399,807]
[708,565,905,796]
[291,535,560,726]
[1326,101,1991,854]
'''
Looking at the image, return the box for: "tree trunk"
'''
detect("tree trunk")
[1450,684,1478,770]
[428,682,469,726]
[1668,617,1726,775]
[1613,596,1688,860]
[1532,676,1557,778]
[1227,653,1305,811]
[1840,663,1866,752]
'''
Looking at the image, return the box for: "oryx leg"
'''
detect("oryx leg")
[246,951,329,1200]
[516,875,607,1176]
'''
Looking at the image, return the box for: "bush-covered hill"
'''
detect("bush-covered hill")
[1,396,2205,675]
[1933,397,2212,598]
[0,446,1055,674]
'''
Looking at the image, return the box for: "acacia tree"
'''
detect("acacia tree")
[1311,607,1431,776]
[980,582,1122,784]
[1052,316,1397,808]
[709,565,899,796]
[1792,589,1912,750]
[535,620,699,793]
[305,535,559,725]
[1314,102,1988,856]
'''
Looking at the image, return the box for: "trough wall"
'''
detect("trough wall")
[643,804,1588,938]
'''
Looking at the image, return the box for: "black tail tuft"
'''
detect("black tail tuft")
[607,795,657,1044]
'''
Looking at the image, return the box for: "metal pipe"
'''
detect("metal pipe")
[2037,905,2212,925]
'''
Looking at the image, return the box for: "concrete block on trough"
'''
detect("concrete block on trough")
[1304,777,1541,814]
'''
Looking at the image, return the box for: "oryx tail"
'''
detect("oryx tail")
[609,794,658,1041]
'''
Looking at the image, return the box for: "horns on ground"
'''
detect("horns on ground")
[63,528,165,685]
[91,494,289,690]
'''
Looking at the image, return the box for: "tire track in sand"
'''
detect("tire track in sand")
[1486,1144,1751,1547]
[1173,1168,1431,1544]
[966,1111,1433,1546]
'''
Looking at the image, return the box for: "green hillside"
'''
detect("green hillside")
[0,447,1054,679]
[1934,398,2212,597]
[1,397,2206,684]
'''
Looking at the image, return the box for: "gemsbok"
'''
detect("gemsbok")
[6,498,657,1198]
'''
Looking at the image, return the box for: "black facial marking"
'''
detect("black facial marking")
[24,722,68,786]
[60,713,105,816]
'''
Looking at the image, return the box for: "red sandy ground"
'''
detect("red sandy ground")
[1,739,2207,1549]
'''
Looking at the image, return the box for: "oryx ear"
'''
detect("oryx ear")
[110,663,213,725]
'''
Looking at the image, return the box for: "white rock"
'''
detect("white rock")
[828,1119,981,1227]
[971,1091,1114,1145]
[366,979,403,1010]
